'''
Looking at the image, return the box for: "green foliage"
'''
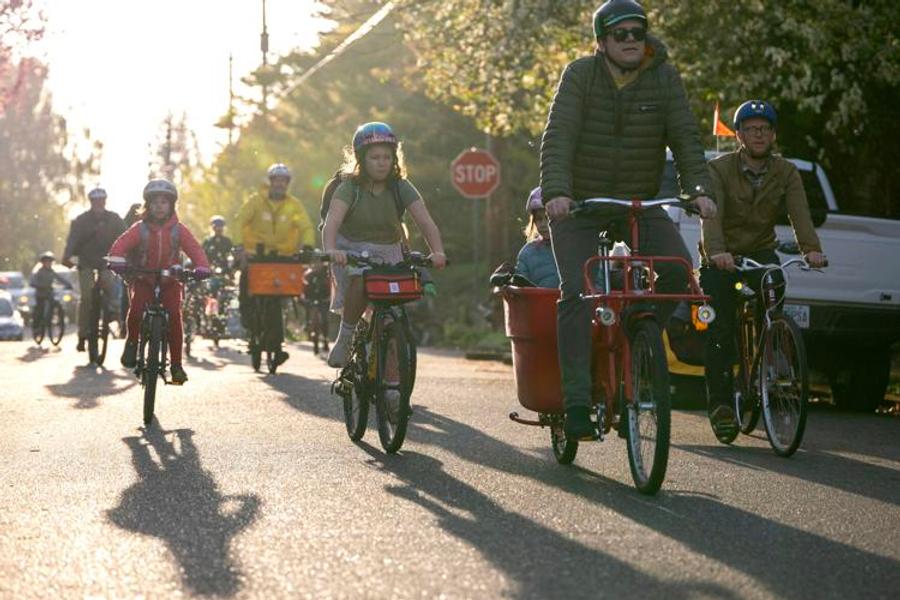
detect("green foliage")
[396,0,900,216]
[0,58,101,271]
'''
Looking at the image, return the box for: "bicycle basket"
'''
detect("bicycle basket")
[247,262,306,296]
[363,266,422,304]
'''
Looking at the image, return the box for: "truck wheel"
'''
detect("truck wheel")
[830,347,890,413]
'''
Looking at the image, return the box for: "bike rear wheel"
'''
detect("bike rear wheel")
[550,416,578,464]
[625,319,671,495]
[49,302,65,346]
[87,296,109,366]
[375,319,413,453]
[760,314,808,457]
[142,316,164,426]
[342,337,369,441]
[31,307,46,345]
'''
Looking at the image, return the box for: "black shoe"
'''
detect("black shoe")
[709,404,738,442]
[170,364,188,385]
[120,340,138,368]
[274,350,289,367]
[76,337,86,352]
[564,406,595,441]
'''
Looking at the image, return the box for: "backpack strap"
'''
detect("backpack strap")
[136,221,181,266]
[138,222,150,266]
[169,222,181,263]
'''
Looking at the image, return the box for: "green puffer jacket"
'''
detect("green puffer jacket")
[540,36,710,204]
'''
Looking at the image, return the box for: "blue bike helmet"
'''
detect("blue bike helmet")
[352,122,398,157]
[733,100,778,130]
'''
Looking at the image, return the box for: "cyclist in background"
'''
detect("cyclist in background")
[61,187,126,352]
[700,99,826,439]
[322,121,447,369]
[29,251,72,329]
[235,163,316,368]
[108,180,210,384]
[203,215,234,273]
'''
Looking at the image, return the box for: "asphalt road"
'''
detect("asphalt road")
[1,335,898,599]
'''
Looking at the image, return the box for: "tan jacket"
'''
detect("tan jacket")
[701,151,822,260]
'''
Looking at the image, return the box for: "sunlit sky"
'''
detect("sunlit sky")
[35,0,331,215]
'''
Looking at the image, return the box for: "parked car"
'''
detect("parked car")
[660,152,900,412]
[0,271,33,324]
[0,291,25,341]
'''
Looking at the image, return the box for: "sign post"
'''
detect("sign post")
[450,148,502,323]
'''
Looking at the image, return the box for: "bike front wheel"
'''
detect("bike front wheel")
[760,314,808,457]
[343,345,369,441]
[625,319,671,495]
[142,316,164,426]
[31,311,46,345]
[375,320,413,453]
[49,303,65,346]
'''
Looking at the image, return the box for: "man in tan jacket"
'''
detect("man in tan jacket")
[700,100,826,440]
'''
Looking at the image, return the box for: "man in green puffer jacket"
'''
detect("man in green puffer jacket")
[540,0,717,441]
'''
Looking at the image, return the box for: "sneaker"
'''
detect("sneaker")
[170,364,188,385]
[564,406,595,441]
[384,389,402,425]
[327,336,352,368]
[274,350,289,367]
[709,404,738,441]
[76,337,86,352]
[120,340,138,368]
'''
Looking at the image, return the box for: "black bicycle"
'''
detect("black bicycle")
[111,262,201,426]
[245,249,306,374]
[719,256,823,457]
[31,294,66,346]
[86,268,111,365]
[333,251,432,453]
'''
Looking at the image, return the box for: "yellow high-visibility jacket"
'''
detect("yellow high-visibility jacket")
[237,187,315,256]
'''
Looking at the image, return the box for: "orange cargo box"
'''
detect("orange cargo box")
[248,262,306,296]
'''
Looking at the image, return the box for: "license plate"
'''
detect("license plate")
[783,303,810,329]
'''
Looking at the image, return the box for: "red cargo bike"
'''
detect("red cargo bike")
[501,197,715,494]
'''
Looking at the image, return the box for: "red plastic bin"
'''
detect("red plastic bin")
[502,286,565,414]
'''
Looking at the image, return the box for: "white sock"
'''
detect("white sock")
[337,320,357,342]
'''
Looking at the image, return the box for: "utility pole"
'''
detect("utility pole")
[260,0,269,114]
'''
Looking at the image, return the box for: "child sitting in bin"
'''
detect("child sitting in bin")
[322,122,447,375]
[515,187,560,288]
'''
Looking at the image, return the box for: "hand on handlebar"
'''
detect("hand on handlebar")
[710,252,736,272]
[693,196,717,219]
[329,250,348,267]
[429,252,447,269]
[545,196,574,220]
[194,266,212,280]
[804,251,827,269]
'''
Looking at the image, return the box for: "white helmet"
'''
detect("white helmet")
[88,187,107,201]
[142,179,178,202]
[266,163,291,180]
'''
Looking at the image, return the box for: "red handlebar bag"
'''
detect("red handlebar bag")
[364,267,423,304]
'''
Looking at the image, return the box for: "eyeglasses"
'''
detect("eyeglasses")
[609,27,646,43]
[741,124,773,136]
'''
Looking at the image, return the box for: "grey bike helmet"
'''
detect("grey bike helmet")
[142,179,178,202]
[267,163,291,180]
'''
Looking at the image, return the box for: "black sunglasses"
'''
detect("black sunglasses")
[609,27,647,43]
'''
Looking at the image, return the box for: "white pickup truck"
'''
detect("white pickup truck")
[660,153,900,412]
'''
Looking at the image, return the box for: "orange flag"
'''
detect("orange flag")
[713,102,735,137]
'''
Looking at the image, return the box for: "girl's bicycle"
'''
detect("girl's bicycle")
[109,260,201,426]
[722,256,822,457]
[332,251,432,453]
[501,197,715,495]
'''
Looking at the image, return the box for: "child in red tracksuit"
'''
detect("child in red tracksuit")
[108,179,210,384]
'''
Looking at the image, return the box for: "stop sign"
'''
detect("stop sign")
[450,148,501,199]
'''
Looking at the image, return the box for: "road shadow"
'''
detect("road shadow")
[17,345,60,362]
[44,365,137,409]
[261,371,341,423]
[107,423,260,597]
[675,442,900,508]
[359,443,734,600]
[404,408,900,599]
